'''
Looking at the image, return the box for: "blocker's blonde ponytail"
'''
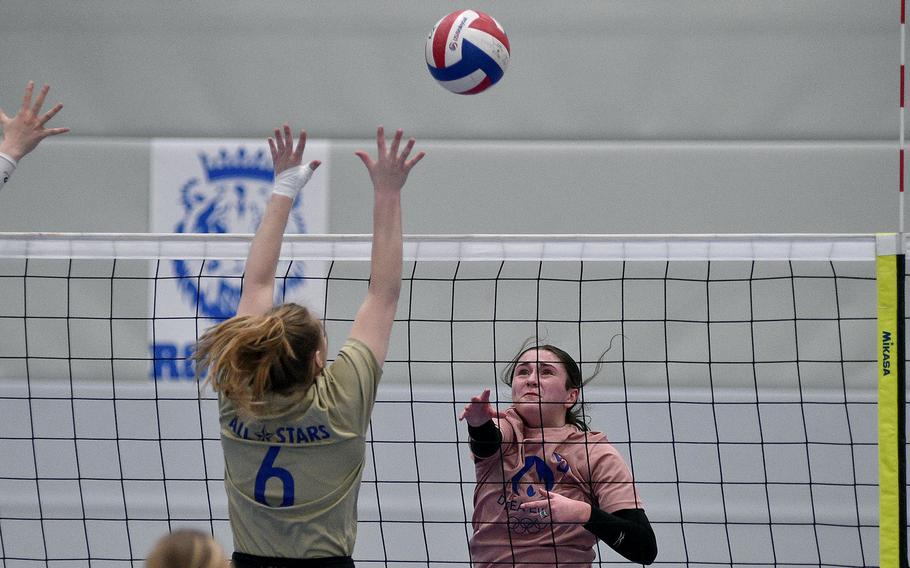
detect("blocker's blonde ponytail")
[194,303,324,415]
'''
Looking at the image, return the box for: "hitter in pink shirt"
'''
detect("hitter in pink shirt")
[460,344,657,567]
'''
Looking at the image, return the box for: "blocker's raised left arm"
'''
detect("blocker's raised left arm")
[236,124,320,318]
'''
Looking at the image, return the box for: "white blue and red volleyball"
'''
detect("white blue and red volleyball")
[425,10,510,95]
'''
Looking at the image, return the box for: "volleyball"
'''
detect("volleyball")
[425,9,510,95]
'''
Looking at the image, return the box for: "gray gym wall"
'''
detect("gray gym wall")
[0,2,893,565]
[0,1,900,234]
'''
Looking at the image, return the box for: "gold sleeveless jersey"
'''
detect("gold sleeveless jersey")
[219,339,381,558]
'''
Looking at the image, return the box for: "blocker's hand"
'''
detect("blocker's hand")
[355,126,425,193]
[0,81,69,162]
[268,123,320,177]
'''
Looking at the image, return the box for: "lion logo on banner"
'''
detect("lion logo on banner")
[173,147,308,320]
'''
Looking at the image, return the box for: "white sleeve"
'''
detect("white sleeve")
[0,152,17,192]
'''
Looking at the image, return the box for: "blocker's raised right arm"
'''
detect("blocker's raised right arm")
[348,127,424,366]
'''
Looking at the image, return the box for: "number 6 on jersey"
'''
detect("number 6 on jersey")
[255,446,295,507]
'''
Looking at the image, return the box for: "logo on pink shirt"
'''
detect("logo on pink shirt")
[510,456,555,497]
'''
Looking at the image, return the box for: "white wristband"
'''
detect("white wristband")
[272,163,315,200]
[0,152,18,169]
[0,152,16,191]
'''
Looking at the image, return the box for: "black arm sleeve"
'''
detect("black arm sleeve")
[467,419,502,458]
[583,507,657,565]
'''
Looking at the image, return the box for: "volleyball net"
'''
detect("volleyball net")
[0,233,902,567]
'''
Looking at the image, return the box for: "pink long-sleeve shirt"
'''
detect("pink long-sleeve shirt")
[470,409,643,568]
